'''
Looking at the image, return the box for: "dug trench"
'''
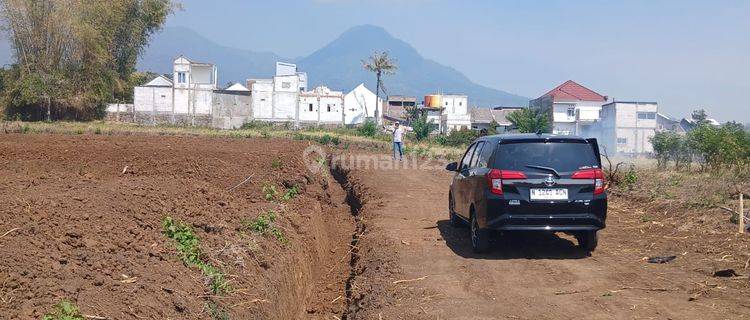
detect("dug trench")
[0,134,370,319]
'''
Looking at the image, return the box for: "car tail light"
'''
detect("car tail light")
[572,168,607,195]
[486,169,527,195]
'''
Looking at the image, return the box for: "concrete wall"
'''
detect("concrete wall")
[134,87,172,113]
[273,92,298,121]
[299,96,319,123]
[212,92,252,129]
[596,102,658,155]
[319,95,343,124]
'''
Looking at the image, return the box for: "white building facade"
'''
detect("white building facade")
[343,84,381,125]
[595,101,659,155]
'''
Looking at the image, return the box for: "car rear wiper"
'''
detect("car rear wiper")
[525,165,560,178]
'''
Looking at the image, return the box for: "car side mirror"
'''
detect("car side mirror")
[445,162,458,172]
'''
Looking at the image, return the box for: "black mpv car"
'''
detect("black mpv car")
[446,134,607,253]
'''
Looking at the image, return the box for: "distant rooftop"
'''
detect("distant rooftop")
[537,80,606,102]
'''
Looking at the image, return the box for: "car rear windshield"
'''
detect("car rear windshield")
[492,141,599,173]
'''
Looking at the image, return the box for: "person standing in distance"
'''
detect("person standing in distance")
[384,121,411,161]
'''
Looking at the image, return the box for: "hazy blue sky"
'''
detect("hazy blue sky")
[166,0,749,122]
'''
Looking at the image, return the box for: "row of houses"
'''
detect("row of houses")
[108,57,381,129]
[108,55,703,156]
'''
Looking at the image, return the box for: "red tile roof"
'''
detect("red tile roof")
[540,80,606,102]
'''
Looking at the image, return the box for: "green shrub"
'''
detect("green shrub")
[241,120,274,130]
[319,134,332,145]
[441,129,479,147]
[43,300,84,320]
[357,120,378,137]
[411,113,431,141]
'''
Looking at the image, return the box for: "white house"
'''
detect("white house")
[248,62,309,123]
[133,75,173,115]
[172,56,217,116]
[595,101,659,155]
[299,86,345,125]
[529,80,608,135]
[343,83,381,125]
[424,94,470,133]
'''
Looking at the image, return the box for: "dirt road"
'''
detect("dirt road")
[345,160,750,319]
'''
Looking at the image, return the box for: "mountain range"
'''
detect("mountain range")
[0,25,529,107]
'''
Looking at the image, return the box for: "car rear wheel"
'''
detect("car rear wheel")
[470,211,490,253]
[576,231,598,252]
[449,194,463,227]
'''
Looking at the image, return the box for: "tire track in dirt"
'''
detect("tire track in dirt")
[344,158,750,319]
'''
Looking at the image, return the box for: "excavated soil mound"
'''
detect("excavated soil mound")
[0,134,354,319]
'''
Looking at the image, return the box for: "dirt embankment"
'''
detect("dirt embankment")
[0,134,357,319]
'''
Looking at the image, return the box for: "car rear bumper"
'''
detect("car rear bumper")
[486,213,605,231]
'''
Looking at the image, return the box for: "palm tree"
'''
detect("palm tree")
[362,51,397,125]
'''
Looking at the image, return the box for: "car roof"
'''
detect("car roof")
[477,133,589,143]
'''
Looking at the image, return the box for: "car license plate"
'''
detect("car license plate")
[530,188,568,201]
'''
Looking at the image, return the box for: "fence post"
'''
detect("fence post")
[740,193,745,234]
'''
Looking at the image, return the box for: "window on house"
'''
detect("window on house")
[637,112,656,120]
[177,72,186,84]
[308,103,313,112]
[327,104,332,112]
[567,108,576,118]
[459,102,463,106]
[281,82,291,89]
[260,98,266,102]
[617,137,627,144]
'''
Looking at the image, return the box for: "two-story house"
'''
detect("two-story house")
[529,80,608,135]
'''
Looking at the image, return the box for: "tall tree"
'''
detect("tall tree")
[0,0,176,120]
[507,108,551,133]
[362,51,397,125]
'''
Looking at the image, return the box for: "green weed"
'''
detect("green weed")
[243,210,288,244]
[271,158,283,170]
[162,217,230,294]
[42,300,84,320]
[94,127,102,135]
[20,124,30,134]
[206,301,229,320]
[281,186,299,201]
[262,183,278,201]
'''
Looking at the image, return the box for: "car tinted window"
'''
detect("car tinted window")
[470,142,484,167]
[460,143,476,171]
[492,141,599,173]
[477,141,494,168]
